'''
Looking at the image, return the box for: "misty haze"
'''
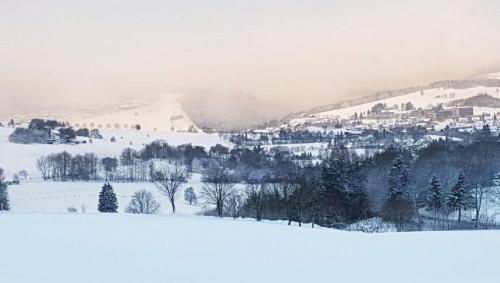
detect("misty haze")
[1,1,500,283]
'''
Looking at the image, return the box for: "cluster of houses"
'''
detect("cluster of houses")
[6,119,102,145]
[363,105,476,125]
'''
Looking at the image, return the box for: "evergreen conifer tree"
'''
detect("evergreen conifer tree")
[447,172,470,222]
[346,161,371,221]
[428,174,442,217]
[381,156,414,231]
[0,168,9,211]
[320,149,349,226]
[98,182,118,213]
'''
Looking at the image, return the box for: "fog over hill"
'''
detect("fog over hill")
[180,92,289,132]
[3,66,500,133]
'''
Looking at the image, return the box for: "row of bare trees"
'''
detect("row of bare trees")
[151,165,240,217]
[37,152,99,181]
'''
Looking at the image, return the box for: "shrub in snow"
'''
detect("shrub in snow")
[67,207,78,213]
[184,187,197,205]
[345,218,396,233]
[98,182,118,213]
[18,170,28,181]
[125,190,160,214]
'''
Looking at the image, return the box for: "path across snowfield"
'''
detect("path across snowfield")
[0,213,499,283]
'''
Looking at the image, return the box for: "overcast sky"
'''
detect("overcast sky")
[1,0,499,115]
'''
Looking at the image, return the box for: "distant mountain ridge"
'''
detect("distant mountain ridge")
[273,71,500,128]
[306,79,500,116]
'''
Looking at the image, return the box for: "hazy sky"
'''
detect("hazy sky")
[1,0,500,115]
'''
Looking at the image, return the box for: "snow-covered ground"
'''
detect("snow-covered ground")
[485,71,500,80]
[0,213,499,283]
[7,172,249,216]
[0,126,230,178]
[4,94,197,132]
[288,85,500,126]
[9,177,201,215]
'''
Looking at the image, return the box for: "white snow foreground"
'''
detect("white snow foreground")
[1,213,499,283]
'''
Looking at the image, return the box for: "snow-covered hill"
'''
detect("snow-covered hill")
[6,94,198,133]
[286,74,500,127]
[485,71,500,80]
[0,126,230,179]
[1,213,499,283]
[70,94,198,132]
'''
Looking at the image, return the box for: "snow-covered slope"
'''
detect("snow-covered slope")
[287,76,500,127]
[0,126,230,179]
[6,94,198,133]
[485,71,500,80]
[321,86,499,118]
[1,213,499,283]
[69,94,197,132]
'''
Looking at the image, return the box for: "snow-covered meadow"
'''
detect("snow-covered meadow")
[1,120,500,283]
[1,213,499,283]
[8,177,203,215]
[0,126,231,178]
[0,125,235,215]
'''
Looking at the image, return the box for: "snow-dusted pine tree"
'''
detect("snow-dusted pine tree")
[380,156,414,231]
[319,148,350,226]
[447,172,470,222]
[0,167,9,211]
[98,182,118,213]
[427,174,443,216]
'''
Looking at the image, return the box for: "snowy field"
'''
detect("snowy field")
[0,126,231,178]
[0,213,499,283]
[9,178,202,215]
[7,172,249,215]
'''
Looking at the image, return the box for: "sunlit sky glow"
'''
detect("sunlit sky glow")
[1,0,499,115]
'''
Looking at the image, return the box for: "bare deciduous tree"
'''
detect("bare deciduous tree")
[152,164,188,213]
[245,181,268,221]
[225,191,244,219]
[126,190,161,214]
[36,156,50,180]
[277,181,300,226]
[201,167,235,218]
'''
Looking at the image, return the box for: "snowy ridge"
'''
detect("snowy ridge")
[286,74,500,127]
[67,94,198,132]
[6,94,199,133]
[485,71,500,80]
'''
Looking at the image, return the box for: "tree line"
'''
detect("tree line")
[33,131,500,231]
